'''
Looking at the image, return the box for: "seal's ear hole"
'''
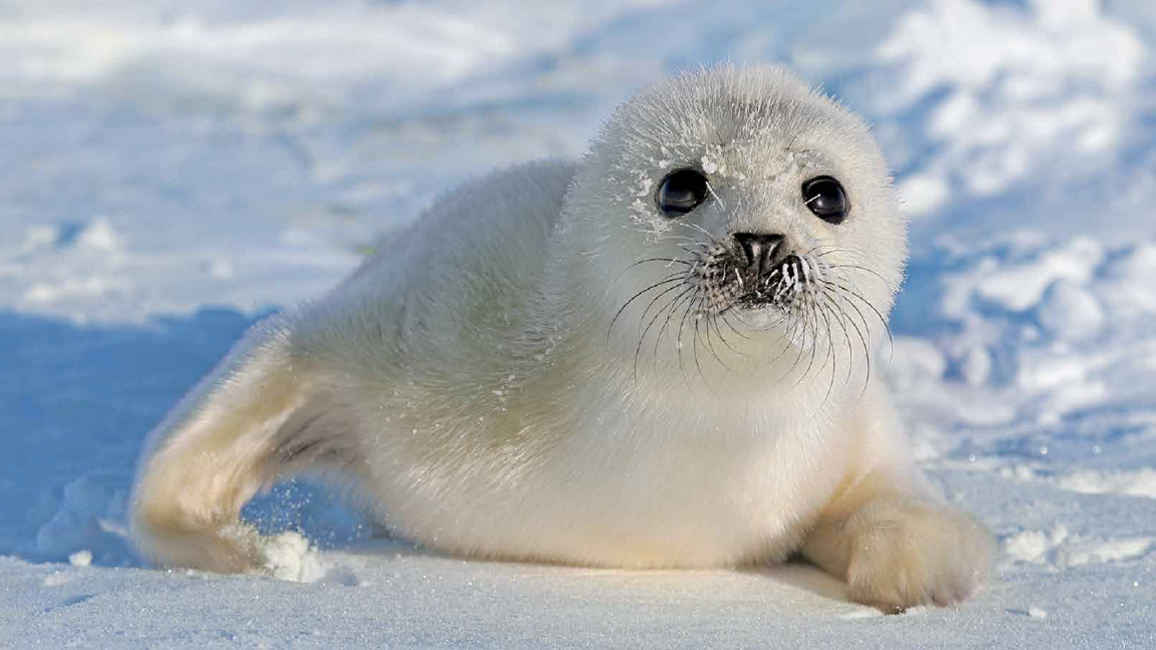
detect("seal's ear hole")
[802,176,849,225]
[656,168,709,218]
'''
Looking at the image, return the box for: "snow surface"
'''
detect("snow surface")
[4,0,1156,647]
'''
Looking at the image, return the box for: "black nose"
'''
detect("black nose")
[733,233,784,277]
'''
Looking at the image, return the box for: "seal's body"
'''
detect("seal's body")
[131,65,992,611]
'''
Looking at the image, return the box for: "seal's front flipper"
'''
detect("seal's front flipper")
[802,486,993,612]
[798,387,994,612]
[129,315,359,573]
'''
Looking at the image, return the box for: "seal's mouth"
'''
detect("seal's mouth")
[736,255,816,309]
[697,252,820,316]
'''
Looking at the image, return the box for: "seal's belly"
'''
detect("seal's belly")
[363,415,836,568]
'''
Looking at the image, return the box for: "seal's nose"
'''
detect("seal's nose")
[733,233,784,277]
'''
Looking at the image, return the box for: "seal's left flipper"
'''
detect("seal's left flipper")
[129,315,363,573]
[799,391,994,612]
[802,486,994,612]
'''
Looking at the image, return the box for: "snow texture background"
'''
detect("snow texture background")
[3,0,1156,647]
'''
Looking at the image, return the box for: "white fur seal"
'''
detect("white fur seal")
[130,64,992,612]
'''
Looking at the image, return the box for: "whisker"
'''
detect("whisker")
[655,234,703,244]
[807,245,842,259]
[826,263,896,292]
[704,180,728,211]
[677,243,713,257]
[675,221,720,244]
[817,292,857,393]
[763,309,802,367]
[789,293,822,390]
[636,285,696,377]
[813,294,839,403]
[690,297,710,387]
[653,289,697,373]
[632,284,692,380]
[675,289,700,389]
[827,289,872,397]
[829,280,895,369]
[718,310,752,342]
[607,273,686,340]
[708,308,747,357]
[777,301,812,385]
[637,282,693,335]
[699,306,737,375]
[625,257,693,270]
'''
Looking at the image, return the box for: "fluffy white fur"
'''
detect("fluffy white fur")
[130,64,992,612]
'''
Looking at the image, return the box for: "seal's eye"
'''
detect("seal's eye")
[802,176,848,224]
[656,168,709,217]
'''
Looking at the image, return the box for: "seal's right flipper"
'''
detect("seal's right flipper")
[129,315,360,572]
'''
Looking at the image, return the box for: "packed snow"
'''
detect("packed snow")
[3,0,1155,647]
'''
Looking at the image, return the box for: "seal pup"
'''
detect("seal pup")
[130,64,992,612]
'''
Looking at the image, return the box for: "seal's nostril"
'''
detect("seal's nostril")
[733,233,784,276]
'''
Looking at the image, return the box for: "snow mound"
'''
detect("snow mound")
[893,233,1156,442]
[34,478,133,567]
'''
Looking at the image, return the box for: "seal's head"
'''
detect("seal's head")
[559,64,907,389]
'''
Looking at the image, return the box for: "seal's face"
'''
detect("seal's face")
[564,65,907,386]
[651,164,850,317]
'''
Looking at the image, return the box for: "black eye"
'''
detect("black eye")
[655,168,709,217]
[802,176,848,224]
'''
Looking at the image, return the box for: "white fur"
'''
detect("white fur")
[130,64,992,611]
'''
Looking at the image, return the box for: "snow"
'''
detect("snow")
[3,0,1156,647]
